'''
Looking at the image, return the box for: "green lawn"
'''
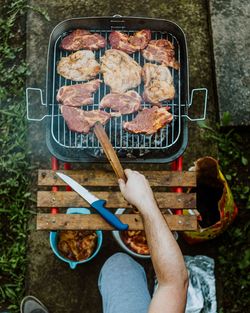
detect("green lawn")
[0,1,32,311]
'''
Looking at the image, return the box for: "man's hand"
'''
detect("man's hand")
[118,169,157,214]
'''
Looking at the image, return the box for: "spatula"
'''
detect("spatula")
[94,122,137,215]
[94,122,127,181]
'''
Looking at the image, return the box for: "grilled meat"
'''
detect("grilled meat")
[61,106,110,134]
[60,29,106,51]
[58,230,97,261]
[57,50,100,81]
[109,32,135,54]
[122,230,149,255]
[100,49,141,93]
[56,79,101,107]
[100,91,142,114]
[142,39,180,70]
[109,30,151,54]
[123,106,173,135]
[142,63,175,103]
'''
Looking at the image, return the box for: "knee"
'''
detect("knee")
[99,253,134,289]
[102,252,133,272]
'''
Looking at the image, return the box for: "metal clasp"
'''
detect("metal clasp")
[183,88,208,121]
[26,87,50,121]
[110,14,125,30]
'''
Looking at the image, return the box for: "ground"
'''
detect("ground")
[21,1,248,312]
[210,0,250,126]
[26,1,218,312]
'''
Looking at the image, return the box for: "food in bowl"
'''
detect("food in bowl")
[121,230,149,255]
[57,230,97,261]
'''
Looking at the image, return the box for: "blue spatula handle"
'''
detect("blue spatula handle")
[91,199,128,231]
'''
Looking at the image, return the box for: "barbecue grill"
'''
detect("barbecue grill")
[26,16,207,163]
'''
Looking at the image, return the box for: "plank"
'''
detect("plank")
[38,170,196,187]
[37,191,196,209]
[37,213,198,231]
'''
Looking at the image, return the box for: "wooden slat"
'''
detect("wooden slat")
[38,170,196,187]
[37,191,196,209]
[37,213,198,231]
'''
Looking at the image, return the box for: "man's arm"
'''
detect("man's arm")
[118,169,188,313]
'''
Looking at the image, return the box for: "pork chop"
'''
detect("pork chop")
[123,106,173,135]
[142,63,175,103]
[100,49,141,93]
[100,91,142,114]
[57,50,100,81]
[109,30,151,54]
[61,106,110,134]
[142,39,180,70]
[60,29,106,51]
[56,80,101,107]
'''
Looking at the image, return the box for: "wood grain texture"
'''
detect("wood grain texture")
[38,170,196,187]
[94,122,126,181]
[37,191,196,209]
[37,213,198,231]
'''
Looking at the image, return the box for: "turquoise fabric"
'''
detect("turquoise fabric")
[98,253,151,313]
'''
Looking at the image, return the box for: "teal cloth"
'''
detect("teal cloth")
[98,253,151,313]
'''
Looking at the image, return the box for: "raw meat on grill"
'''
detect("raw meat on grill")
[60,29,106,51]
[61,106,110,134]
[100,91,142,114]
[123,106,173,135]
[142,39,180,70]
[109,30,151,54]
[142,63,175,103]
[100,49,142,93]
[56,79,101,107]
[128,30,151,50]
[109,32,135,54]
[57,50,100,81]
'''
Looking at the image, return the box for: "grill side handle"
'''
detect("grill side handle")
[26,87,50,121]
[183,88,208,121]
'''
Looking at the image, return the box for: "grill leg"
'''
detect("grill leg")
[51,156,59,214]
[64,162,72,191]
[171,157,183,215]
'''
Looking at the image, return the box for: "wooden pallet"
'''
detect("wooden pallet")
[36,169,198,231]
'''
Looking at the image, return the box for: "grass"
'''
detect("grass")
[0,1,249,312]
[0,1,32,311]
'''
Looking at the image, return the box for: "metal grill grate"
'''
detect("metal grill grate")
[50,29,182,151]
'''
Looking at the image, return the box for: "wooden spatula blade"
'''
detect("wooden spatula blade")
[94,122,126,181]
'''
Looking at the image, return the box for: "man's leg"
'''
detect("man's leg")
[98,253,151,313]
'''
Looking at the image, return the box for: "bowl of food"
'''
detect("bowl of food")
[50,208,102,269]
[112,208,178,259]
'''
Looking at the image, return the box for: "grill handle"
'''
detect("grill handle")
[26,87,50,121]
[94,122,126,181]
[183,88,208,121]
